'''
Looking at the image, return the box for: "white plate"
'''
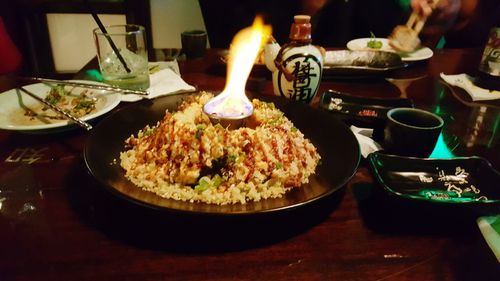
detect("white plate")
[346,38,434,62]
[0,81,121,132]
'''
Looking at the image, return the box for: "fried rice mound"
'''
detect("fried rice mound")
[120,92,321,205]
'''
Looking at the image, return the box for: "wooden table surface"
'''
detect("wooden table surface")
[0,48,499,281]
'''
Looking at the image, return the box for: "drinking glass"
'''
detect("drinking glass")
[93,24,150,90]
[181,30,207,59]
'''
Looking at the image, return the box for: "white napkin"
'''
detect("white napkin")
[440,73,500,101]
[350,125,383,158]
[121,61,196,102]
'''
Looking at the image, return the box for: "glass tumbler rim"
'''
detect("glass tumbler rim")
[387,107,444,130]
[93,24,145,36]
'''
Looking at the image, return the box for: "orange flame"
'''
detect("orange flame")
[204,16,272,117]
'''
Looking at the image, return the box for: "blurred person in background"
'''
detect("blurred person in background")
[0,16,22,75]
[410,0,500,48]
[310,0,497,48]
[309,0,490,48]
[201,0,497,49]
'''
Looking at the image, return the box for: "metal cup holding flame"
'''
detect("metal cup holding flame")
[203,17,271,129]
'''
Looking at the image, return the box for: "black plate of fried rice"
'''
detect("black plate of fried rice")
[84,92,360,215]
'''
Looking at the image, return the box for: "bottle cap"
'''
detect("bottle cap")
[289,15,312,42]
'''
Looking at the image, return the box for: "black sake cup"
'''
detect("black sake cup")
[384,108,444,158]
[181,30,207,59]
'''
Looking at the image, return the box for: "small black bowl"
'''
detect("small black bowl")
[384,107,444,158]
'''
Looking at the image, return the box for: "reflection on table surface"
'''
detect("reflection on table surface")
[0,48,499,281]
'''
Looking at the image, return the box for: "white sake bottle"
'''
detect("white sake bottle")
[266,15,323,104]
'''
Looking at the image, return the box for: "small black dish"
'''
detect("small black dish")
[367,152,500,215]
[319,90,413,141]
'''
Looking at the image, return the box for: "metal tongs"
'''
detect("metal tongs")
[21,77,149,96]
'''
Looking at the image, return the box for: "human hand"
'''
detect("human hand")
[410,0,461,46]
[411,0,461,21]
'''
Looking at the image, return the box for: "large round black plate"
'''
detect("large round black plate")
[84,93,360,215]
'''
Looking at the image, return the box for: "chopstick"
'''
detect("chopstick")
[22,77,149,96]
[84,0,131,73]
[405,0,441,33]
[388,0,441,52]
[17,87,93,131]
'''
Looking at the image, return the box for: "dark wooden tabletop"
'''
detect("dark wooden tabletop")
[0,48,499,281]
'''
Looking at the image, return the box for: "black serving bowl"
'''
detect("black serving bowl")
[84,92,360,216]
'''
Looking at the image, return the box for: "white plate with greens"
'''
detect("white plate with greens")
[0,80,120,132]
[347,38,434,62]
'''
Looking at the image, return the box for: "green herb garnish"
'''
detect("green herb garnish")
[73,99,95,111]
[195,124,206,139]
[194,176,211,192]
[227,154,237,165]
[143,128,156,137]
[367,32,383,49]
[44,85,67,105]
[212,174,223,188]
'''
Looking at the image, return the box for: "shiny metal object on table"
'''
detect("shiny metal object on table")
[22,77,149,96]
